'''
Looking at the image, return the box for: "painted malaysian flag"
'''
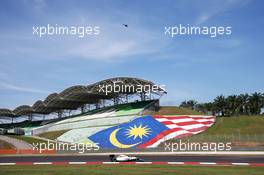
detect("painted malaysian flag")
[88,115,215,149]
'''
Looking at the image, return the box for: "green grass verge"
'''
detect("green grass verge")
[8,135,48,145]
[201,115,264,135]
[0,165,263,175]
[38,130,69,140]
[174,115,264,144]
[145,106,202,115]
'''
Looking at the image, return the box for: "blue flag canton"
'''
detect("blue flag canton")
[88,116,169,148]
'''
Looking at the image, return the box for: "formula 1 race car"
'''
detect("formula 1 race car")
[109,154,144,162]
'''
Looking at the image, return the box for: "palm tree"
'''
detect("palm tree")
[197,102,214,115]
[180,100,197,110]
[261,93,264,108]
[248,92,262,115]
[213,95,227,116]
[238,93,250,115]
[226,95,236,116]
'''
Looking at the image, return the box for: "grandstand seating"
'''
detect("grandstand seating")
[0,120,43,129]
[56,126,110,143]
[27,100,155,135]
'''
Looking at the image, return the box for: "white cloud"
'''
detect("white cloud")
[0,11,166,62]
[68,31,162,61]
[195,0,251,25]
[0,81,49,94]
[23,0,47,13]
[0,72,9,80]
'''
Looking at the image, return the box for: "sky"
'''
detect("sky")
[0,0,263,109]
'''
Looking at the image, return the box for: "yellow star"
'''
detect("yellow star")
[125,124,151,140]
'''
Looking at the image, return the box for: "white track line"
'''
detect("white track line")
[68,162,86,164]
[102,162,120,164]
[33,162,52,165]
[0,161,263,166]
[0,163,16,165]
[199,162,217,165]
[135,162,152,164]
[231,163,250,166]
[64,151,264,156]
[167,162,184,165]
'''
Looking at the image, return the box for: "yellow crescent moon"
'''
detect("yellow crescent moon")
[109,128,140,148]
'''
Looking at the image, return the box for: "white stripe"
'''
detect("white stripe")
[157,117,214,123]
[157,118,194,123]
[179,124,205,130]
[196,119,215,122]
[136,162,152,164]
[199,162,217,165]
[166,124,210,131]
[166,124,180,129]
[147,130,190,148]
[231,163,250,166]
[33,162,52,165]
[68,162,86,164]
[102,162,119,164]
[0,163,16,165]
[168,162,184,164]
[55,151,264,156]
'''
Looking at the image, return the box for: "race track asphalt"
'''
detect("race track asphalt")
[0,155,264,163]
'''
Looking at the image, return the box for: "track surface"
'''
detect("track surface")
[0,155,264,163]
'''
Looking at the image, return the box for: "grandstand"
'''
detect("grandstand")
[0,77,216,149]
[0,77,165,136]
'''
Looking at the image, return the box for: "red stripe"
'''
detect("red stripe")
[138,128,183,148]
[161,120,200,126]
[174,121,201,126]
[119,162,136,164]
[0,162,262,166]
[184,162,200,165]
[160,120,213,126]
[138,124,212,148]
[138,130,192,148]
[154,115,214,120]
[154,115,190,119]
[250,163,264,166]
[0,149,17,154]
[192,117,214,120]
[16,162,33,165]
[187,126,208,132]
[152,162,167,164]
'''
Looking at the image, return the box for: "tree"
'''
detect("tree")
[237,93,250,115]
[180,100,198,110]
[196,102,214,114]
[248,92,263,115]
[180,92,264,117]
[225,95,240,116]
[213,95,227,116]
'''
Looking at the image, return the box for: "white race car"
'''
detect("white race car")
[109,154,144,162]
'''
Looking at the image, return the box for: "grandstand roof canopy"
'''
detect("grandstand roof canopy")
[0,77,166,118]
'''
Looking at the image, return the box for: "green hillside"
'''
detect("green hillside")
[144,106,202,115]
[175,115,264,147]
[38,130,69,140]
